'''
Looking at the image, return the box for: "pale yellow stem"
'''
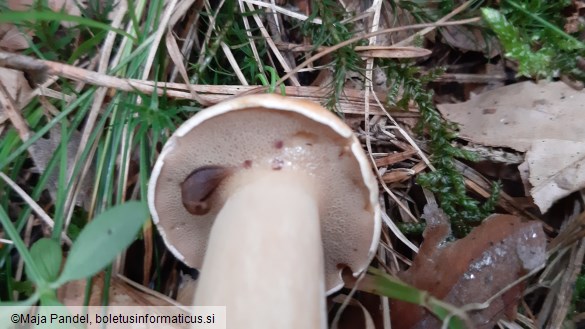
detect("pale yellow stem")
[194,171,326,329]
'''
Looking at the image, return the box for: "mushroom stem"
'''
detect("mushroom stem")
[194,170,326,329]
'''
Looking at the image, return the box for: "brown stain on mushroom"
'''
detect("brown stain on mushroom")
[181,165,233,215]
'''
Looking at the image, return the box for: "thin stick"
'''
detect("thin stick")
[241,0,322,24]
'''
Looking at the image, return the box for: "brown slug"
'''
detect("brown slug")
[181,165,233,215]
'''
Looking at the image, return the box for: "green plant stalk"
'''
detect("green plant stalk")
[98,102,126,208]
[68,30,108,64]
[0,106,71,291]
[116,111,134,205]
[102,265,113,306]
[52,124,69,239]
[83,276,92,306]
[109,0,150,78]
[139,135,150,204]
[126,0,142,38]
[0,207,44,286]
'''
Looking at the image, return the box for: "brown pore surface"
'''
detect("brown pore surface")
[153,107,376,292]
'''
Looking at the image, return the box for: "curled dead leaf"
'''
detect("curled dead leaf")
[391,204,546,329]
[0,67,33,128]
[522,139,585,213]
[440,25,500,58]
[0,24,31,50]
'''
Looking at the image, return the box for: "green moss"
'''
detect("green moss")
[383,60,501,237]
[300,0,366,110]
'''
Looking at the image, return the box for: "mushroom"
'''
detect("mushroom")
[148,94,381,328]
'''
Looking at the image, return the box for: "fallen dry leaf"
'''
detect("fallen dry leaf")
[437,81,585,152]
[0,67,33,127]
[391,204,546,329]
[57,273,198,329]
[0,24,31,50]
[0,0,82,51]
[58,273,175,306]
[30,128,94,209]
[440,25,500,58]
[0,67,32,105]
[520,139,585,212]
[437,81,585,212]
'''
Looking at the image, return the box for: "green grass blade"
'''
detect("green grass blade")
[366,267,470,329]
[0,206,44,285]
[0,11,134,40]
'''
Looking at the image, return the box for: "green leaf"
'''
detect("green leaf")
[26,238,62,283]
[57,201,148,284]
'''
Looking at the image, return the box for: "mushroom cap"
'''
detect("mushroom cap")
[148,94,381,294]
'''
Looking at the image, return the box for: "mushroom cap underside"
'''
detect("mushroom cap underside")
[148,94,381,294]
